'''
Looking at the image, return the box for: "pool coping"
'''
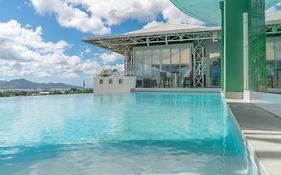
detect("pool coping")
[226,103,268,175]
[227,101,281,175]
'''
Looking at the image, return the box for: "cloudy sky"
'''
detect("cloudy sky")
[0,0,280,87]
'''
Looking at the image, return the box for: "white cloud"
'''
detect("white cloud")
[99,52,123,64]
[80,47,91,57]
[29,0,205,35]
[0,20,123,78]
[30,0,111,35]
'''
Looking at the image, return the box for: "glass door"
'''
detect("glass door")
[208,57,221,87]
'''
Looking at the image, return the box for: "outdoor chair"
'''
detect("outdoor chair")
[159,72,171,88]
[143,78,152,88]
[183,70,193,88]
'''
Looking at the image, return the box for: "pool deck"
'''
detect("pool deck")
[228,102,281,175]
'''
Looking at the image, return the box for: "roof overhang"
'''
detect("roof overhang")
[83,27,221,54]
[84,9,281,55]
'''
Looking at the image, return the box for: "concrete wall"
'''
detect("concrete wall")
[251,92,281,118]
[94,76,136,94]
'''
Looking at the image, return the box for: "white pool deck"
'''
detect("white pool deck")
[229,102,281,175]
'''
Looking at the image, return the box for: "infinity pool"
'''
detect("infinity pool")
[0,93,252,175]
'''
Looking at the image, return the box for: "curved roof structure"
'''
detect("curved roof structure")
[171,0,281,25]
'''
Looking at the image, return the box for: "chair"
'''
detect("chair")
[159,72,171,88]
[136,79,142,88]
[151,79,157,87]
[183,70,193,88]
[143,78,152,88]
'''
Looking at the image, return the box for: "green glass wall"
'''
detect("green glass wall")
[247,0,267,92]
[266,36,281,88]
[223,0,246,94]
[221,0,266,97]
[220,1,225,90]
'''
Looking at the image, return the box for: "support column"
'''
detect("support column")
[193,40,206,87]
[222,0,266,99]
[223,0,245,99]
[220,1,225,91]
[243,12,251,102]
[124,48,133,76]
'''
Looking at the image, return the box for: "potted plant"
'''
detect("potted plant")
[100,69,110,77]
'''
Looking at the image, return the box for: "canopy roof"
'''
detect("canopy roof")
[171,0,281,25]
[127,23,204,34]
[266,10,281,24]
[83,23,220,54]
[83,11,281,54]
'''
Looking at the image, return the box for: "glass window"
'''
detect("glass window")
[143,50,152,78]
[162,49,171,73]
[171,48,180,73]
[275,40,281,61]
[133,44,192,88]
[266,41,275,88]
[179,48,192,87]
[266,38,281,89]
[119,79,123,84]
[209,55,221,87]
[275,40,281,88]
[266,42,275,62]
[181,48,191,65]
[152,50,161,85]
[171,49,180,64]
[135,50,143,78]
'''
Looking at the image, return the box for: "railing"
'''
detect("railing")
[94,71,125,78]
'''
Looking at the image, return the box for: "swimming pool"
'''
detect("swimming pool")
[0,93,252,175]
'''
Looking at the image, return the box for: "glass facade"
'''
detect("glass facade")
[132,35,281,91]
[266,37,281,89]
[134,44,192,88]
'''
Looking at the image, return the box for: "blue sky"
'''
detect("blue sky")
[0,0,280,87]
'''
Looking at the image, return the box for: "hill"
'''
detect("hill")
[0,79,81,90]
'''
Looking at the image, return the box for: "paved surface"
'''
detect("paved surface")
[229,103,281,175]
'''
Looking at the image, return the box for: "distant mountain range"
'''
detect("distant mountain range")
[0,79,81,90]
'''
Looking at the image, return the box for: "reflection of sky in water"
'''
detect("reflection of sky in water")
[0,93,252,175]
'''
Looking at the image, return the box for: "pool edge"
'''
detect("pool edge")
[224,99,268,175]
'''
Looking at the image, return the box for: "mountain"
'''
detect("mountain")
[0,79,81,90]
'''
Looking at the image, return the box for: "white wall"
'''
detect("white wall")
[251,92,281,118]
[94,76,136,94]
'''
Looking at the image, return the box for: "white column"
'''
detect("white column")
[243,12,250,102]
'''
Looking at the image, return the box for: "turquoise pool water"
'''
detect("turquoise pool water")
[0,93,252,175]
